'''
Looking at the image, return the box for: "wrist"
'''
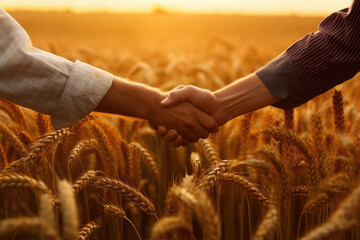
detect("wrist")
[145,90,166,122]
[212,91,232,125]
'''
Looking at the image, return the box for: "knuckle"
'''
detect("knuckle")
[184,85,194,92]
[188,85,197,92]
[169,131,178,138]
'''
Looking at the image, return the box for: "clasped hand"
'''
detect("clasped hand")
[149,85,222,147]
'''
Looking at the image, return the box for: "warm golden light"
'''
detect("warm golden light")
[2,0,353,15]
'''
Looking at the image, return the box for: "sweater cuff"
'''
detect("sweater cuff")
[256,51,307,109]
[50,60,113,129]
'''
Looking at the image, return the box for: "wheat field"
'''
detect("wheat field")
[1,11,360,240]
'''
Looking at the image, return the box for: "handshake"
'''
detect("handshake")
[149,85,224,148]
[146,73,281,147]
[95,73,280,144]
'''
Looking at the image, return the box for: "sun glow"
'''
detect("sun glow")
[2,0,353,15]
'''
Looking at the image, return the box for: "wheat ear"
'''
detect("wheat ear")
[72,170,101,195]
[218,172,270,207]
[199,138,220,163]
[36,112,50,135]
[197,160,231,191]
[103,203,126,218]
[151,216,195,240]
[0,123,27,155]
[89,122,114,163]
[263,126,311,159]
[284,108,295,130]
[3,128,71,173]
[165,185,180,217]
[68,139,97,169]
[190,152,203,182]
[0,172,48,192]
[253,204,278,240]
[0,217,58,239]
[76,221,99,240]
[91,176,155,215]
[332,89,345,133]
[130,142,160,182]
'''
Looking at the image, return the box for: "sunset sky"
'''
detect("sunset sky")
[2,0,353,15]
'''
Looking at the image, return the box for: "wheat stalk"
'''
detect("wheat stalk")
[0,144,7,169]
[40,193,56,228]
[193,191,221,240]
[58,179,79,240]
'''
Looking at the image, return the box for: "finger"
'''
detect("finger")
[196,111,219,133]
[180,129,199,143]
[161,86,194,106]
[181,117,209,143]
[172,85,185,91]
[192,123,209,140]
[156,125,168,137]
[182,139,190,146]
[171,135,183,148]
[149,122,156,130]
[163,129,179,142]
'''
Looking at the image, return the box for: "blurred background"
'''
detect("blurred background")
[1,1,353,87]
[2,0,353,15]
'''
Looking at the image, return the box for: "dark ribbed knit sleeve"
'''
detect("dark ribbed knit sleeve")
[256,0,360,109]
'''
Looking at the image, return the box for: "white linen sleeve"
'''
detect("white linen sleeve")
[0,9,113,129]
[50,61,113,129]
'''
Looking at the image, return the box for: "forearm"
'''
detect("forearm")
[95,76,164,120]
[213,73,280,125]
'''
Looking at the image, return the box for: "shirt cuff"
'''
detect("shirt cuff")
[50,60,113,129]
[256,51,307,109]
